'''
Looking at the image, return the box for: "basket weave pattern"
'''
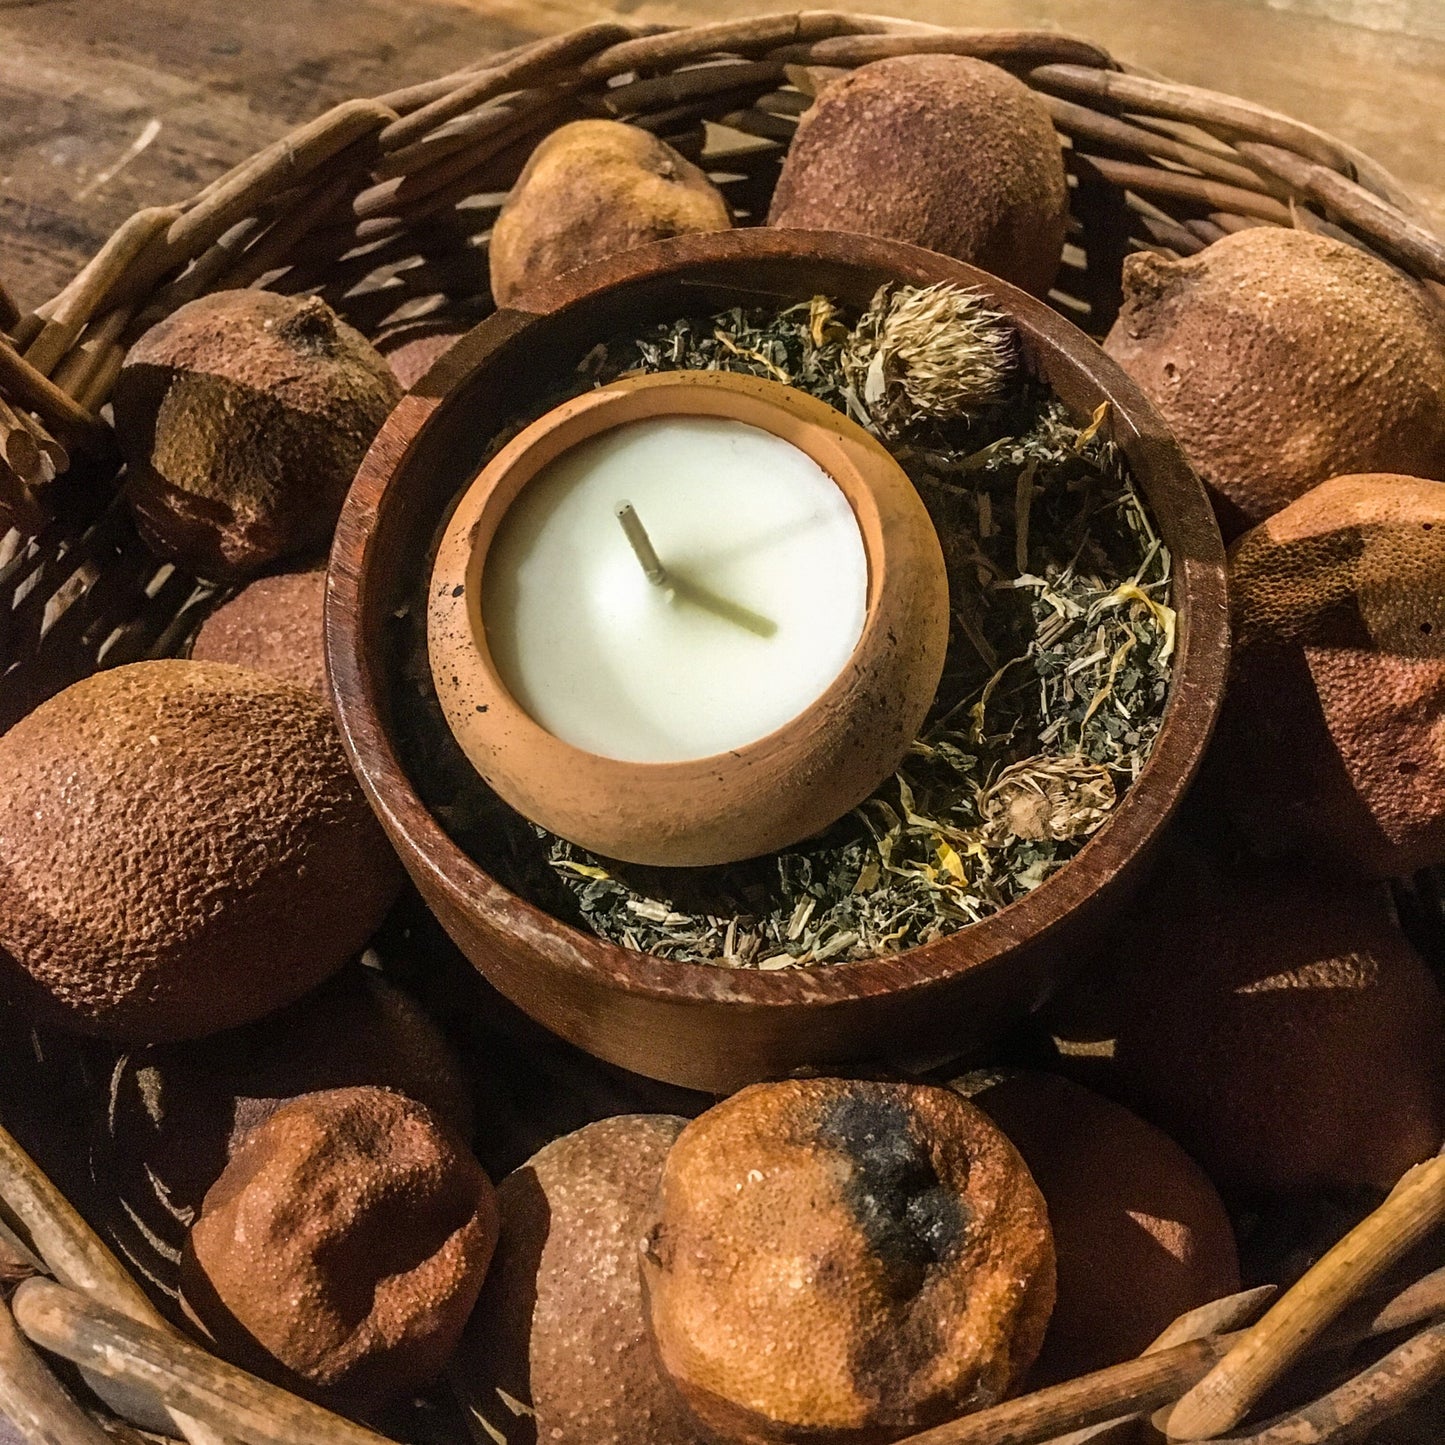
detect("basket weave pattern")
[0,13,1443,1445]
[2,12,1445,731]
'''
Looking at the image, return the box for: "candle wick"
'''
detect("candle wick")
[615,502,669,586]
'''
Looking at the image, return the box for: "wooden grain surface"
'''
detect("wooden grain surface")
[1,0,1442,316]
[0,0,533,308]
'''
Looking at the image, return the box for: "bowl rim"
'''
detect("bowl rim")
[327,228,1230,1012]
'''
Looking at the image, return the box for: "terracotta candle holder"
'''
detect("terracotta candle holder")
[427,369,948,867]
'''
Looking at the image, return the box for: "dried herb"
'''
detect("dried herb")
[398,288,1174,969]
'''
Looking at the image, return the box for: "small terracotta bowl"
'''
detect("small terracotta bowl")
[327,230,1229,1093]
[426,368,948,867]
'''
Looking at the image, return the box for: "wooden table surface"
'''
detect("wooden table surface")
[1,0,1442,311]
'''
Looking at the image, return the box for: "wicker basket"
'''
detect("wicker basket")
[0,12,1443,1445]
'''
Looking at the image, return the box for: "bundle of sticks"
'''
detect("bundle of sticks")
[0,273,103,539]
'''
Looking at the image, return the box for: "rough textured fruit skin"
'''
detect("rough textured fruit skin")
[1103,230,1445,534]
[97,970,473,1251]
[376,324,468,390]
[1218,473,1445,876]
[967,1071,1239,1380]
[0,660,402,1042]
[643,1078,1056,1445]
[459,1115,703,1445]
[181,1087,497,1414]
[115,291,402,581]
[489,120,731,307]
[767,56,1068,298]
[1047,850,1444,1198]
[192,564,329,699]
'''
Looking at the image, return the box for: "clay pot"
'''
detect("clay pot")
[328,229,1228,1091]
[427,368,948,867]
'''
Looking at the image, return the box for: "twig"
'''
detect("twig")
[0,1123,237,1445]
[0,457,46,534]
[768,27,1114,71]
[1167,1153,1445,1439]
[0,395,48,487]
[0,335,108,449]
[14,404,68,478]
[23,208,177,377]
[899,1337,1230,1445]
[378,23,631,154]
[12,1278,401,1445]
[1237,140,1445,284]
[1041,1286,1276,1445]
[0,1294,115,1445]
[48,308,132,420]
[1220,1319,1445,1445]
[888,1253,1445,1445]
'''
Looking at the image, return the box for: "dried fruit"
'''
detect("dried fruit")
[115,291,401,580]
[459,1115,702,1445]
[768,56,1068,297]
[489,120,731,307]
[192,564,328,699]
[965,1070,1239,1378]
[97,970,473,1285]
[376,322,468,390]
[1218,473,1445,876]
[643,1078,1055,1444]
[0,661,401,1042]
[1104,229,1445,534]
[181,1087,497,1413]
[1047,849,1445,1196]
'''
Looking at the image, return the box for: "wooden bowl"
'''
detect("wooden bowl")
[426,368,948,867]
[327,229,1229,1093]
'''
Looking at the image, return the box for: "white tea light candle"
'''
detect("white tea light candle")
[428,369,948,867]
[482,416,869,763]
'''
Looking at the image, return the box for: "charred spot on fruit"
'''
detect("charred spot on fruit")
[818,1088,967,1296]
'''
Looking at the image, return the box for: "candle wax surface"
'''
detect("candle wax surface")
[482,415,869,763]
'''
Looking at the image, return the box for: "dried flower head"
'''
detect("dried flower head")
[978,754,1117,848]
[843,282,1015,432]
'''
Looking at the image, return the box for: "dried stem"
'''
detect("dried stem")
[0,1294,115,1445]
[1040,95,1286,197]
[889,1251,1445,1445]
[575,12,885,82]
[1167,1152,1445,1439]
[1039,1286,1276,1445]
[768,28,1114,71]
[0,1124,238,1445]
[1222,1319,1445,1445]
[0,395,48,487]
[379,23,631,154]
[1071,154,1293,226]
[1029,64,1361,175]
[12,1279,401,1445]
[50,309,133,417]
[1237,141,1445,283]
[0,336,108,450]
[24,208,178,377]
[900,1336,1229,1445]
[0,457,47,534]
